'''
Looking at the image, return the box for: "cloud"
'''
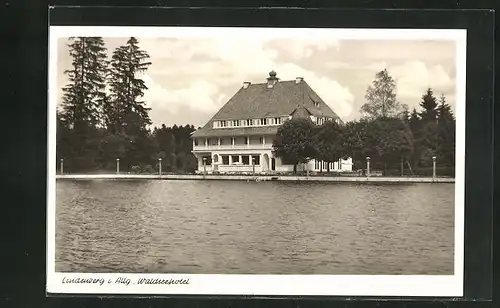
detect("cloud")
[143,74,221,116]
[56,37,456,126]
[276,63,355,118]
[366,61,388,72]
[324,61,388,72]
[269,39,340,61]
[139,38,353,122]
[140,38,281,122]
[324,61,351,70]
[390,61,454,99]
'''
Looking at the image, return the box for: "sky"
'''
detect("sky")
[56,36,457,128]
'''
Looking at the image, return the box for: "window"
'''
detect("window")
[274,117,282,125]
[210,138,218,146]
[222,156,230,165]
[260,118,267,125]
[220,120,227,127]
[259,137,264,144]
[244,137,249,144]
[194,139,199,146]
[233,120,240,127]
[248,119,253,126]
[202,156,212,165]
[252,155,260,165]
[242,155,250,165]
[231,155,240,164]
[219,138,224,145]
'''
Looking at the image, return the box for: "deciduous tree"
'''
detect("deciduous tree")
[313,121,344,172]
[360,69,404,119]
[272,118,316,173]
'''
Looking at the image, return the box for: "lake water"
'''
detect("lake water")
[55,180,455,275]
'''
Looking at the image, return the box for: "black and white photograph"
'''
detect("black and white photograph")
[47,26,466,296]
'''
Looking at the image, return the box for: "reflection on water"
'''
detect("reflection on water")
[55,180,454,274]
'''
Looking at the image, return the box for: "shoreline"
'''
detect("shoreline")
[55,174,455,183]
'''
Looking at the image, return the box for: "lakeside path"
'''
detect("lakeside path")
[55,174,455,183]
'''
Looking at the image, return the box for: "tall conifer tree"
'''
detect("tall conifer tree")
[418,88,438,123]
[107,37,152,134]
[414,88,439,166]
[436,94,456,167]
[61,37,108,130]
[59,37,108,171]
[107,37,153,169]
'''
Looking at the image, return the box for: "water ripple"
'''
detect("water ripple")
[55,180,454,275]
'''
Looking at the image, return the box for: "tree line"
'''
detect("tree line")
[57,38,456,176]
[56,37,198,173]
[272,69,456,176]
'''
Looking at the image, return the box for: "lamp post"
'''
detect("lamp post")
[432,156,436,181]
[60,158,64,175]
[158,158,162,177]
[203,157,207,176]
[116,158,120,174]
[252,157,255,175]
[366,157,371,177]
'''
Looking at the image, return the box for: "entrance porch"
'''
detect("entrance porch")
[194,152,276,174]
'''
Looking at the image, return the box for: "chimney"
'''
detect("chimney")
[266,70,279,88]
[243,81,251,89]
[295,77,303,84]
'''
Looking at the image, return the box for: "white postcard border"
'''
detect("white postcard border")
[47,26,467,297]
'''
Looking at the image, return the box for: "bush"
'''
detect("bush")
[131,165,142,174]
[414,166,455,177]
[143,164,155,174]
[383,166,454,177]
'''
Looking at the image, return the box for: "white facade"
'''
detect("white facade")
[191,136,353,174]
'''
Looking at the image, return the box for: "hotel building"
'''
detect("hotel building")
[191,71,353,174]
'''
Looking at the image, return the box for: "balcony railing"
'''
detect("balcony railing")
[193,144,271,151]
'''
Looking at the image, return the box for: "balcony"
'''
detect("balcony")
[193,143,272,151]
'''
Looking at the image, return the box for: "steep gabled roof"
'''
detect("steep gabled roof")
[192,75,342,138]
